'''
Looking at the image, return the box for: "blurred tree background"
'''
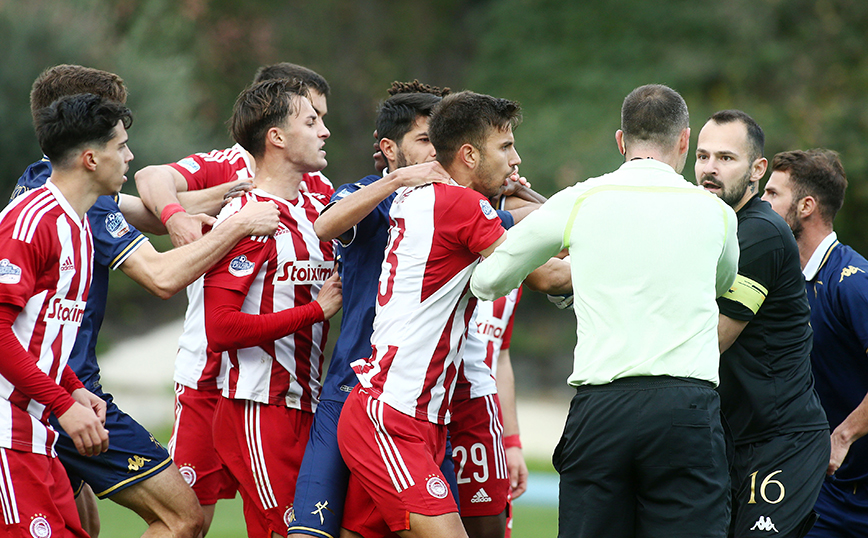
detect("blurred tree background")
[2,0,867,392]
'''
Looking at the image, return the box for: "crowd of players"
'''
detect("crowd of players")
[0,61,865,538]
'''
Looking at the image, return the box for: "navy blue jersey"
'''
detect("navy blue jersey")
[808,241,868,484]
[320,176,513,403]
[717,196,827,444]
[12,159,148,388]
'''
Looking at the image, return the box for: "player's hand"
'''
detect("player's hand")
[71,388,107,425]
[222,179,255,204]
[372,130,387,174]
[234,200,280,237]
[395,161,451,188]
[506,446,529,499]
[57,402,109,457]
[501,167,531,197]
[316,272,343,319]
[166,212,217,247]
[828,429,853,475]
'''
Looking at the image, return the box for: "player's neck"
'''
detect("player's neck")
[797,221,834,270]
[253,159,305,201]
[49,171,101,222]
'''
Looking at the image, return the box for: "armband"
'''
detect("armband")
[504,434,522,449]
[160,203,187,225]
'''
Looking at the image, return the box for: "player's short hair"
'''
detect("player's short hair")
[35,93,133,169]
[771,149,847,224]
[30,64,127,124]
[708,109,765,162]
[620,84,689,151]
[252,62,330,97]
[428,91,522,166]
[229,78,309,159]
[376,91,443,146]
[387,79,451,98]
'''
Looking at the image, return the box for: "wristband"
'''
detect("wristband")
[160,203,187,225]
[504,434,522,449]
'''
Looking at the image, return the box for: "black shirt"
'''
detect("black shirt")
[717,196,828,445]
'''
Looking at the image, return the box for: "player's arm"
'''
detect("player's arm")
[717,315,749,353]
[829,390,868,475]
[118,199,280,299]
[496,347,528,498]
[0,304,108,456]
[314,161,450,242]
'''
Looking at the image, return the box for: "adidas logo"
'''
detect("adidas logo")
[470,488,492,503]
[60,257,75,272]
[750,516,779,532]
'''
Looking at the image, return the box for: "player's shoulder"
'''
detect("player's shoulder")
[826,243,868,291]
[737,198,793,245]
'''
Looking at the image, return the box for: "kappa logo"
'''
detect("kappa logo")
[105,212,130,238]
[470,488,492,503]
[228,255,256,277]
[750,516,779,532]
[426,475,449,499]
[178,465,197,486]
[0,259,22,284]
[127,455,152,472]
[43,298,86,326]
[60,257,75,272]
[29,515,51,538]
[479,199,498,220]
[840,265,865,282]
[176,157,200,174]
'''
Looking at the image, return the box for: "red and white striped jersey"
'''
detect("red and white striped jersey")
[351,182,505,425]
[454,287,522,401]
[0,182,92,455]
[204,189,334,412]
[171,146,334,391]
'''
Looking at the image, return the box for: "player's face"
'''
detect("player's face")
[284,95,330,173]
[394,116,436,169]
[94,121,133,195]
[695,121,756,211]
[310,90,328,120]
[762,170,804,238]
[474,126,521,199]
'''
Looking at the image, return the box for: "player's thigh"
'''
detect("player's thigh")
[731,430,829,538]
[807,479,868,538]
[109,463,202,524]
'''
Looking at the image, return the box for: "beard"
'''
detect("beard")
[785,201,804,240]
[701,168,753,209]
[394,147,409,169]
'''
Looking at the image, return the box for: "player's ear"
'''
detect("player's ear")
[459,143,478,169]
[799,195,818,219]
[615,130,626,156]
[751,157,768,181]
[380,138,398,162]
[81,149,98,172]
[266,126,285,150]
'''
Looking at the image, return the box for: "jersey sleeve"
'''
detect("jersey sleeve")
[87,195,149,270]
[835,265,868,356]
[168,151,246,191]
[446,187,506,255]
[325,181,366,246]
[0,215,46,309]
[501,287,523,350]
[717,218,782,322]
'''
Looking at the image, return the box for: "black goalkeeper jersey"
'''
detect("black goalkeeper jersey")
[717,195,828,445]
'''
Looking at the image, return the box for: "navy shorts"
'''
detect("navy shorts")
[730,429,829,538]
[289,399,459,538]
[807,478,868,538]
[49,387,173,498]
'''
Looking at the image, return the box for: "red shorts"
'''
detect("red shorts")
[213,397,312,537]
[337,387,458,535]
[449,393,509,517]
[169,383,238,505]
[0,447,88,538]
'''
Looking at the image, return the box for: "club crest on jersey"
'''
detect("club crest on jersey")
[479,199,498,220]
[176,157,200,174]
[29,515,51,538]
[426,475,449,499]
[105,212,130,238]
[178,465,197,486]
[272,260,334,285]
[43,297,86,326]
[229,255,256,277]
[0,259,22,284]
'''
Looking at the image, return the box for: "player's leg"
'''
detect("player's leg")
[806,479,868,538]
[169,383,238,536]
[634,380,729,538]
[75,482,101,538]
[109,465,204,538]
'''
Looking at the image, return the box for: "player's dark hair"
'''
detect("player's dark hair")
[30,64,127,124]
[771,149,847,224]
[709,109,765,162]
[376,92,442,146]
[620,84,688,151]
[253,62,330,97]
[428,91,522,166]
[229,78,309,159]
[387,79,450,97]
[35,93,133,169]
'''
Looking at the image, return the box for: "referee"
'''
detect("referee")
[471,84,738,538]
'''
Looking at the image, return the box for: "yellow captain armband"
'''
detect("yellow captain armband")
[722,274,768,314]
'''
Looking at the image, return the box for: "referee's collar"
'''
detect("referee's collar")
[803,231,837,281]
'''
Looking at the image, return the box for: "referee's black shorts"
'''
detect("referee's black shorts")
[553,376,729,538]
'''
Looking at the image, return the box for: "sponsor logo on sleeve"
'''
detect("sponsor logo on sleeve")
[60,257,75,272]
[0,259,22,284]
[479,199,498,220]
[176,157,200,174]
[228,255,256,277]
[43,297,86,326]
[105,212,130,238]
[272,260,335,285]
